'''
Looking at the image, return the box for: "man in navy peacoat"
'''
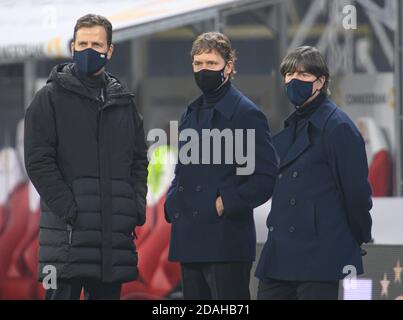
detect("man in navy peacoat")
[256,46,373,300]
[164,32,278,300]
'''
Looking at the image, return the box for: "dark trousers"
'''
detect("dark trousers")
[44,279,122,300]
[257,277,339,300]
[180,262,252,300]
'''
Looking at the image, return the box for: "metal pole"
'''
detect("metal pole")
[213,11,225,32]
[129,37,147,112]
[272,0,289,133]
[24,59,36,110]
[394,0,403,196]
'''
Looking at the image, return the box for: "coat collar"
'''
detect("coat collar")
[309,97,337,129]
[48,63,134,105]
[284,95,337,130]
[184,84,243,121]
[276,123,310,169]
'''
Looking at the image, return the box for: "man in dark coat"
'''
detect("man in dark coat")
[24,14,148,300]
[255,46,373,300]
[164,32,278,300]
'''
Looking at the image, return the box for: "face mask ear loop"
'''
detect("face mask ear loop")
[295,77,321,108]
[221,62,228,82]
[105,45,111,60]
[309,76,321,99]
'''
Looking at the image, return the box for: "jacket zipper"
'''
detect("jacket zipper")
[67,224,73,245]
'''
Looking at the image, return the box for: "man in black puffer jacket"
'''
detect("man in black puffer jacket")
[24,14,148,300]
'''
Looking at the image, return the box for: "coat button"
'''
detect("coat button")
[178,186,184,192]
[195,185,202,192]
[174,213,180,219]
[278,173,283,180]
[269,226,275,232]
[289,226,296,233]
[193,211,198,217]
[292,171,299,178]
[289,198,296,206]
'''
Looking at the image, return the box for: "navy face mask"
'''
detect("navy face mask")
[285,77,319,107]
[73,48,108,76]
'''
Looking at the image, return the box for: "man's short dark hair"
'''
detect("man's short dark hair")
[73,14,113,47]
[280,46,330,95]
[190,32,237,79]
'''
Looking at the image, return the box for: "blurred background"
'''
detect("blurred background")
[0,0,402,300]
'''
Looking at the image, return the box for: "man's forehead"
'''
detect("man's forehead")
[294,65,308,73]
[75,26,106,40]
[287,68,315,75]
[193,50,222,60]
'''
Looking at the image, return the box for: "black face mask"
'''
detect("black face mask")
[73,48,108,76]
[194,64,226,94]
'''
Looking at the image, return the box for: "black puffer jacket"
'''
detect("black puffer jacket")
[24,63,148,283]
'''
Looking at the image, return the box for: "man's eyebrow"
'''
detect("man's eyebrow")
[285,69,306,74]
[193,60,218,64]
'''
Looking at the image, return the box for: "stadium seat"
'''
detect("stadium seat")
[356,117,392,197]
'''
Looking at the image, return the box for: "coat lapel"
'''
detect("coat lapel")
[280,123,311,168]
[273,124,294,162]
[274,95,338,170]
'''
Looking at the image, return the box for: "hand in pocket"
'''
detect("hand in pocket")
[215,196,224,216]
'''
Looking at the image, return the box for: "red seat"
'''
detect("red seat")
[1,211,41,299]
[134,206,153,247]
[368,150,392,197]
[0,183,30,299]
[0,206,4,235]
[356,117,392,197]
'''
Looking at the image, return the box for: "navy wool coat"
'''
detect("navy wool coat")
[256,94,373,281]
[164,85,279,263]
